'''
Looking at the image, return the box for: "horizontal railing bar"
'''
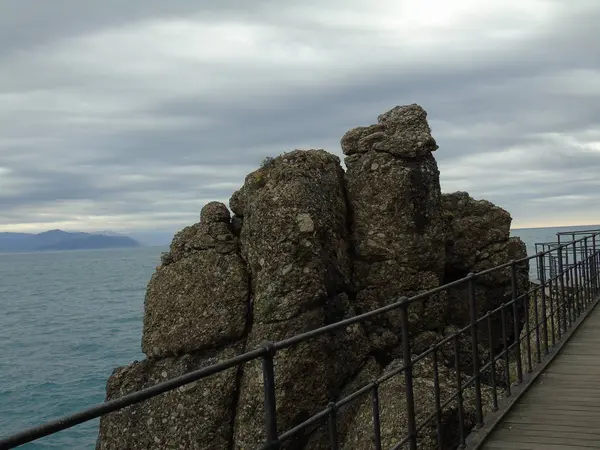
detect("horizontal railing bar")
[0,347,267,448]
[275,281,476,352]
[556,229,600,235]
[276,406,331,443]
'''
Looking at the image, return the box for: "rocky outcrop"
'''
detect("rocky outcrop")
[442,192,529,352]
[142,202,249,358]
[342,358,497,450]
[96,346,241,450]
[97,203,250,449]
[96,104,529,450]
[229,150,369,449]
[343,104,447,359]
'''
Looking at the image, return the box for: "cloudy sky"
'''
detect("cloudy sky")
[1,0,600,242]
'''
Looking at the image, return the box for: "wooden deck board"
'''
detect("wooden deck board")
[481,300,600,449]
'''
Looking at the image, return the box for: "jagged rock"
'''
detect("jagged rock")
[341,358,497,450]
[97,104,528,450]
[234,303,369,450]
[231,149,354,322]
[341,104,439,157]
[230,150,370,449]
[410,327,505,390]
[343,104,446,356]
[441,192,512,274]
[142,202,249,358]
[301,357,383,449]
[96,346,240,450]
[442,193,529,351]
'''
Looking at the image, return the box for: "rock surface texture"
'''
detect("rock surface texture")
[142,201,249,358]
[96,104,528,450]
[342,104,447,359]
[229,150,369,449]
[442,192,530,352]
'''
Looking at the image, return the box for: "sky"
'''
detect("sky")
[1,0,600,243]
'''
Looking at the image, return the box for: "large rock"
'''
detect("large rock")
[442,192,529,351]
[341,357,497,450]
[142,202,249,358]
[230,150,370,449]
[96,346,240,450]
[343,104,447,357]
[442,192,512,274]
[303,357,383,449]
[96,104,529,450]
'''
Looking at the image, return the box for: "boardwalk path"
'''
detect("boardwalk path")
[481,299,600,449]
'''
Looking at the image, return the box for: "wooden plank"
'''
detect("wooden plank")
[497,422,600,436]
[527,386,600,395]
[503,416,600,429]
[488,434,600,448]
[481,299,600,449]
[511,404,600,414]
[529,373,600,381]
[486,441,599,450]
[550,356,600,363]
[497,423,600,442]
[519,395,600,405]
[524,392,600,402]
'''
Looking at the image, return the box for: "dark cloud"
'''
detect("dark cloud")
[1,0,600,236]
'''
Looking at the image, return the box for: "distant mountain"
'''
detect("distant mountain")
[0,229,141,253]
[89,230,127,237]
[126,230,174,247]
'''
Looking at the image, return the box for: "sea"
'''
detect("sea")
[0,225,599,449]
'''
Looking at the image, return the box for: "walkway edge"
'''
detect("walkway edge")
[464,293,600,449]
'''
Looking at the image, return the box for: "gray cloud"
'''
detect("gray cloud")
[1,0,600,237]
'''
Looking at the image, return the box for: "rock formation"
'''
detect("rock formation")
[442,192,530,353]
[228,150,369,449]
[143,201,249,358]
[342,105,447,360]
[96,104,528,450]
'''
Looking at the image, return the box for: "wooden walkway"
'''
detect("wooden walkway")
[481,301,600,449]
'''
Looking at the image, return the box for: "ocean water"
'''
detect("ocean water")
[0,225,599,449]
[0,247,165,449]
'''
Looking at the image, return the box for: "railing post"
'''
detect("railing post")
[578,236,584,309]
[511,261,523,383]
[371,383,382,450]
[538,253,549,356]
[400,299,417,450]
[468,273,484,427]
[327,402,339,450]
[549,277,557,345]
[572,240,581,316]
[584,237,591,304]
[557,246,567,335]
[564,240,572,326]
[454,335,466,449]
[432,347,443,450]
[524,282,532,373]
[486,311,499,411]
[500,304,511,397]
[593,234,598,297]
[261,341,279,449]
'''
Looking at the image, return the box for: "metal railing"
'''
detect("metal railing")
[1,230,600,450]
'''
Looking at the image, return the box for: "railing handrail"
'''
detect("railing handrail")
[1,230,600,450]
[556,228,600,236]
